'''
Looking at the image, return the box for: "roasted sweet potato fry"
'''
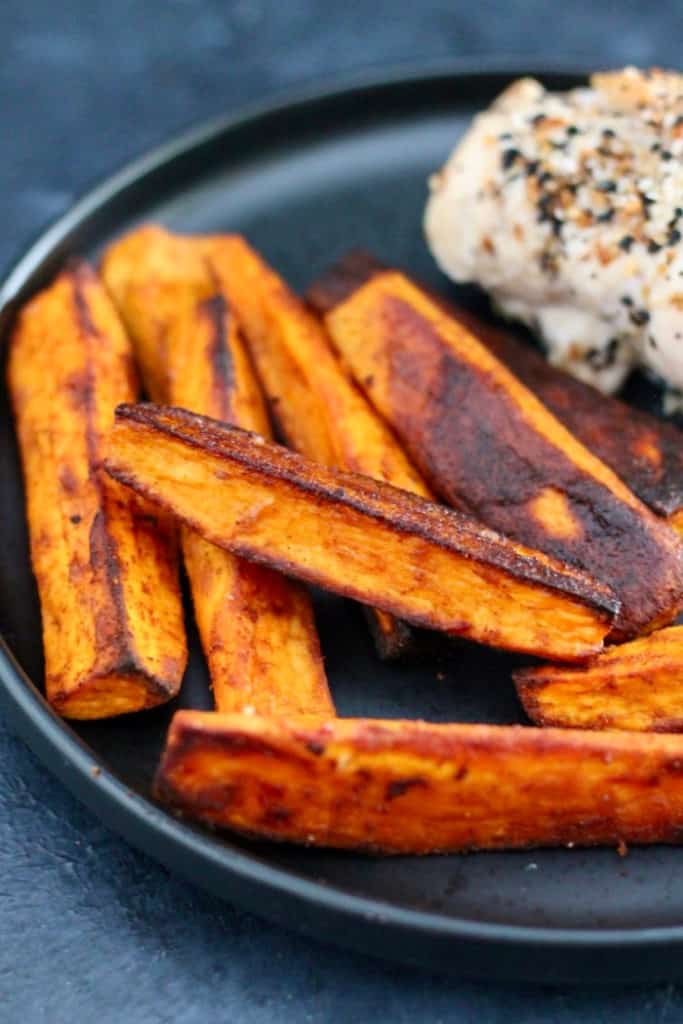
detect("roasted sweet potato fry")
[310,251,683,530]
[102,227,333,717]
[7,262,187,718]
[203,234,434,658]
[101,224,215,402]
[105,404,618,661]
[515,625,683,732]
[309,255,683,640]
[156,710,683,852]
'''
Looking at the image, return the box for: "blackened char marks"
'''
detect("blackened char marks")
[380,295,683,637]
[197,294,235,422]
[460,308,683,518]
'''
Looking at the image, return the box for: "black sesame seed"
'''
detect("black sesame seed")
[531,113,546,126]
[596,209,615,223]
[566,124,579,135]
[662,150,674,161]
[602,128,616,138]
[648,240,663,254]
[668,228,682,246]
[651,142,662,152]
[525,159,540,176]
[618,235,635,252]
[586,338,620,369]
[629,309,651,327]
[501,148,521,170]
[621,295,634,306]
[675,115,683,127]
[597,180,617,192]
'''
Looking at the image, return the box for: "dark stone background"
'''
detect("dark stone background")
[3,2,683,1020]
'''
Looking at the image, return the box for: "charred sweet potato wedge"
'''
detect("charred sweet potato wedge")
[101,227,333,717]
[309,255,683,640]
[7,262,187,718]
[156,710,683,852]
[203,234,434,659]
[516,625,683,732]
[310,251,683,530]
[105,403,618,661]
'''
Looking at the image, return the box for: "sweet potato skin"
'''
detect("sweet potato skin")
[105,403,618,661]
[310,259,683,640]
[8,262,187,718]
[102,227,332,717]
[204,234,433,659]
[516,625,683,732]
[156,710,683,852]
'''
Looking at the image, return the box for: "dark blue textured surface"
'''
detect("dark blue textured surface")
[3,3,683,1019]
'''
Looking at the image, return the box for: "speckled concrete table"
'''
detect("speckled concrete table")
[3,3,683,1019]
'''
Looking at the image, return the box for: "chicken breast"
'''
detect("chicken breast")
[425,68,683,400]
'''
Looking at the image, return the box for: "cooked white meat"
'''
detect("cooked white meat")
[425,68,683,398]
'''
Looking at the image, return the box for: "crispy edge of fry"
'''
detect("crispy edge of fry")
[102,227,333,717]
[515,625,683,731]
[7,262,187,718]
[155,710,683,852]
[105,403,618,661]
[204,234,434,659]
[310,258,683,640]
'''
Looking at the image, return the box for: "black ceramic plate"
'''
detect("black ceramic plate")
[3,64,683,986]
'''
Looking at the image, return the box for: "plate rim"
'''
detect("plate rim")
[4,58,683,973]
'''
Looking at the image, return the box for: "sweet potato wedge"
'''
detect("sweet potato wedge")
[156,710,683,852]
[101,227,333,717]
[309,255,683,640]
[515,625,683,732]
[7,262,187,718]
[309,251,683,530]
[105,403,618,661]
[203,234,434,659]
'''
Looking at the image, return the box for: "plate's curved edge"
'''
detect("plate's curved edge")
[4,62,683,982]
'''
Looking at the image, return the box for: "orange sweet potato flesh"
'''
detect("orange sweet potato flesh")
[156,710,683,852]
[308,255,683,641]
[202,234,434,659]
[105,403,618,661]
[101,227,333,717]
[7,262,187,718]
[516,625,683,732]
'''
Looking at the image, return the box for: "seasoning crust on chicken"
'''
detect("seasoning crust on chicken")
[425,68,683,400]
